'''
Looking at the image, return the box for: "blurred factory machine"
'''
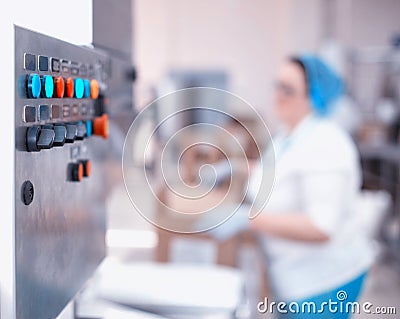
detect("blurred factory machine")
[0,1,136,318]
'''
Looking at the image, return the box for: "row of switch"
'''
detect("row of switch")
[24,104,94,123]
[24,53,96,77]
[70,160,91,182]
[26,114,109,152]
[26,74,99,99]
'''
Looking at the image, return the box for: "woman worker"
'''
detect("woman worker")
[207,55,374,318]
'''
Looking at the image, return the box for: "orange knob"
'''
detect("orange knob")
[65,77,74,98]
[90,79,99,99]
[71,162,84,182]
[93,114,109,139]
[80,160,91,177]
[77,163,83,181]
[53,76,65,98]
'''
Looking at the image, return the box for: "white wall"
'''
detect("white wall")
[133,0,323,126]
[12,0,92,45]
[133,0,400,123]
[343,0,400,48]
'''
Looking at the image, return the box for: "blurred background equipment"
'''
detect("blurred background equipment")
[130,1,400,317]
[1,0,400,319]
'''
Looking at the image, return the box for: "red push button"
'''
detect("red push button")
[53,76,65,98]
[65,77,74,98]
[93,114,109,139]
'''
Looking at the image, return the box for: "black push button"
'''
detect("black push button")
[53,125,67,146]
[37,128,55,150]
[51,58,60,73]
[24,106,37,123]
[51,105,61,120]
[79,64,87,76]
[62,105,71,119]
[39,105,50,121]
[75,122,87,140]
[38,55,49,71]
[61,60,70,74]
[71,63,79,75]
[65,124,77,143]
[24,53,36,71]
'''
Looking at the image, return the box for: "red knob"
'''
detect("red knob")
[93,114,109,139]
[53,76,65,98]
[65,77,74,98]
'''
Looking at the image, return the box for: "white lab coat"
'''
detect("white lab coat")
[248,115,374,301]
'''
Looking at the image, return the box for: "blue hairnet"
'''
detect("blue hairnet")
[298,55,344,116]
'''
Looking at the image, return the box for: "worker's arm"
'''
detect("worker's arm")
[248,169,353,243]
[249,213,329,242]
[203,171,349,242]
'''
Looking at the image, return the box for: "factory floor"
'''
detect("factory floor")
[352,256,399,319]
[106,244,399,319]
[105,185,400,318]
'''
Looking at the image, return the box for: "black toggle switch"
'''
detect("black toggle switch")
[26,126,41,152]
[37,128,55,149]
[53,125,67,146]
[75,122,87,140]
[65,124,77,143]
[26,125,55,151]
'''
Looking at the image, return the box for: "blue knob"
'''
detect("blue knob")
[83,79,90,98]
[41,75,54,98]
[74,78,84,99]
[85,120,92,137]
[27,74,41,98]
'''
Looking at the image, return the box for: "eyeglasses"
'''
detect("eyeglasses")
[274,81,301,97]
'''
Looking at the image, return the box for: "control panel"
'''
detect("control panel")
[17,33,109,161]
[14,26,115,319]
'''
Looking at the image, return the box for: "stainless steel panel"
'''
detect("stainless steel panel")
[106,55,136,140]
[14,26,111,319]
